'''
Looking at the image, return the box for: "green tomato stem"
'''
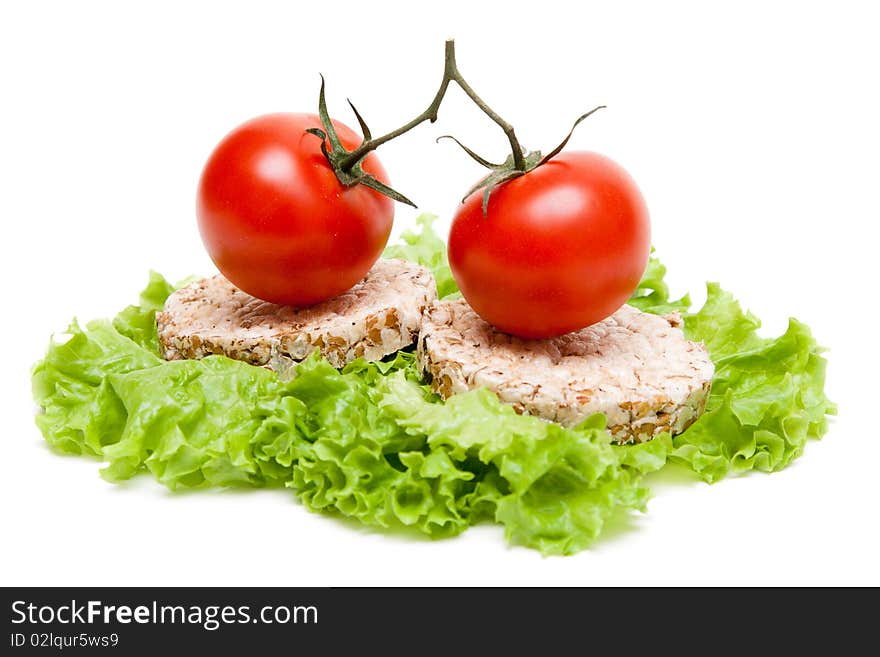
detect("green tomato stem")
[338,40,527,173]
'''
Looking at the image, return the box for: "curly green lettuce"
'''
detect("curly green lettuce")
[672,285,835,482]
[31,308,662,554]
[626,244,835,482]
[31,214,834,553]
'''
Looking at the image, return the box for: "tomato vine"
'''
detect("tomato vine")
[308,39,604,212]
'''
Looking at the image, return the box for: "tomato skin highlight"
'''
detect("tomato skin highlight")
[197,113,394,306]
[448,151,650,339]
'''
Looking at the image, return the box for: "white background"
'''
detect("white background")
[2,0,878,586]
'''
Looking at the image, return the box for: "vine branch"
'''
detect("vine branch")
[312,39,603,210]
[337,40,526,172]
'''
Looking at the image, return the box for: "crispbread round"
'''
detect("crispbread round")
[417,299,713,443]
[157,259,437,369]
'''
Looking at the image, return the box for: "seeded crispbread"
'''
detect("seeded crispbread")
[417,299,713,443]
[157,259,437,369]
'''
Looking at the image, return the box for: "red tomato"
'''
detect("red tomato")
[448,151,650,338]
[197,113,394,306]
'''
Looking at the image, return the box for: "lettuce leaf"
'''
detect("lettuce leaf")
[672,284,836,482]
[376,377,665,553]
[32,319,162,456]
[112,271,177,351]
[31,310,659,553]
[31,213,834,553]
